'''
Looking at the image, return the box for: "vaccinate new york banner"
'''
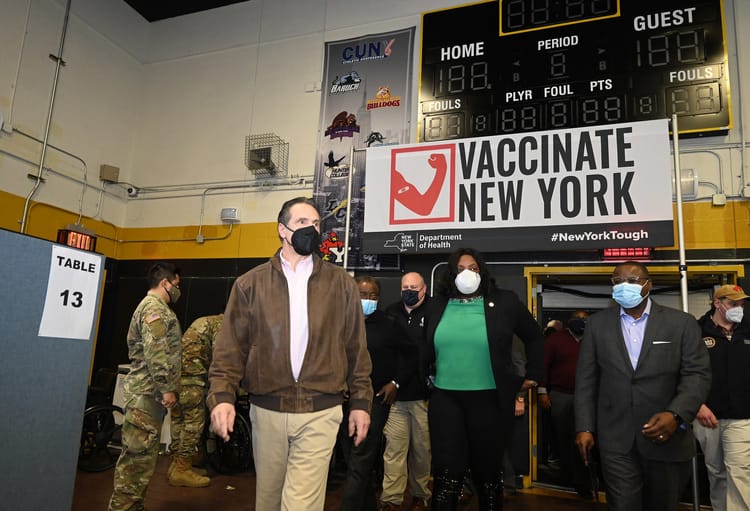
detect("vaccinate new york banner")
[313,27,415,269]
[363,119,675,254]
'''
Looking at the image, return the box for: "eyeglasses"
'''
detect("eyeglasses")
[610,277,647,286]
[720,298,745,307]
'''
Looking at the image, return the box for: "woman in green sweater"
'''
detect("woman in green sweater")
[423,248,544,511]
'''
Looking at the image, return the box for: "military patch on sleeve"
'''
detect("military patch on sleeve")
[147,316,167,338]
[146,312,161,324]
[144,310,167,338]
[703,336,716,348]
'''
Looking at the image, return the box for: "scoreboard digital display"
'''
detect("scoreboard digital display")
[419,0,731,142]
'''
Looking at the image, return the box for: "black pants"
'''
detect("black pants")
[549,390,589,491]
[339,399,390,511]
[429,388,505,484]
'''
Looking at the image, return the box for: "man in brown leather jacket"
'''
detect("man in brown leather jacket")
[207,197,373,511]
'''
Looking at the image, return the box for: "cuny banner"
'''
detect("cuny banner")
[313,27,415,268]
[363,119,674,253]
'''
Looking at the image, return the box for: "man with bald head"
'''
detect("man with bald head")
[380,272,432,511]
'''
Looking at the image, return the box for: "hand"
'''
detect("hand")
[538,393,551,411]
[520,379,538,392]
[641,411,678,443]
[575,431,595,465]
[210,402,236,442]
[376,382,398,405]
[161,391,177,408]
[348,409,371,447]
[514,398,525,416]
[696,404,718,428]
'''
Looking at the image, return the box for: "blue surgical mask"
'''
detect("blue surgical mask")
[361,299,378,316]
[612,282,645,309]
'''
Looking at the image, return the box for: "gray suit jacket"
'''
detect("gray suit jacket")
[574,300,710,462]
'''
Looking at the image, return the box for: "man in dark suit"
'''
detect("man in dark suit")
[574,261,711,511]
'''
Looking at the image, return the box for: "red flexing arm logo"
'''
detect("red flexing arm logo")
[391,153,447,216]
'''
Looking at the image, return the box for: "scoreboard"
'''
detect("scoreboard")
[419,0,732,141]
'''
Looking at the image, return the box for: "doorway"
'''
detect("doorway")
[523,263,745,502]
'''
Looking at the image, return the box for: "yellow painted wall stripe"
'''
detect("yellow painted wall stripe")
[2,189,749,260]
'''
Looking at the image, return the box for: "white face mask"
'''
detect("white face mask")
[455,269,481,295]
[725,306,744,323]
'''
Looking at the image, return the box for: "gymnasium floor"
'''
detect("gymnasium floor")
[72,452,705,511]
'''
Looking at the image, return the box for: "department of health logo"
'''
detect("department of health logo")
[383,232,414,252]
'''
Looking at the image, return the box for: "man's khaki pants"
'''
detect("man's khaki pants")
[380,400,432,505]
[250,404,343,511]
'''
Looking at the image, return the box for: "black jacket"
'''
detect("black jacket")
[365,309,401,391]
[385,298,432,401]
[423,288,544,433]
[698,309,750,420]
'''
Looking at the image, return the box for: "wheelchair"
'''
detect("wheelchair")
[204,392,254,474]
[78,368,124,472]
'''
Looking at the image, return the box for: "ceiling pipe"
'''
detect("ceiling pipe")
[3,0,33,133]
[428,258,750,297]
[14,127,88,224]
[20,0,72,233]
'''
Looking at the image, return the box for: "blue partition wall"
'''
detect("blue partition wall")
[0,229,105,511]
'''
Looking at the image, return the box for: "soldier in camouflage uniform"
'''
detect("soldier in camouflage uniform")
[109,262,182,511]
[167,314,223,487]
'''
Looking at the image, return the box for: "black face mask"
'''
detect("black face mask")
[568,318,586,336]
[402,289,420,307]
[285,224,320,256]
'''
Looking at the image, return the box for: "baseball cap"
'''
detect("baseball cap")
[713,284,750,301]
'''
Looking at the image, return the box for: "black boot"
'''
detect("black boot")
[431,470,463,511]
[476,477,503,511]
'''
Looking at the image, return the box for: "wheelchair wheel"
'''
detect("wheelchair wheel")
[207,412,253,474]
[78,404,124,472]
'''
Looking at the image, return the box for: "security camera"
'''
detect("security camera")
[127,187,138,198]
